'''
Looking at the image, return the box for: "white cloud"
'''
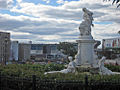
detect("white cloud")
[43,0,50,4]
[10,0,115,21]
[39,35,61,40]
[56,0,68,4]
[0,0,120,43]
[16,0,22,3]
[92,23,120,40]
[0,0,13,9]
[0,13,79,43]
[57,0,64,4]
[9,31,31,35]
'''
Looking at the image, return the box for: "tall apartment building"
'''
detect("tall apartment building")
[18,43,31,61]
[10,41,19,61]
[0,32,10,65]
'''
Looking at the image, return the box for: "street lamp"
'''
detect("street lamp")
[4,38,8,65]
[110,49,112,59]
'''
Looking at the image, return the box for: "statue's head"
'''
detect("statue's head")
[101,56,106,61]
[68,56,73,62]
[82,8,93,15]
[82,8,87,12]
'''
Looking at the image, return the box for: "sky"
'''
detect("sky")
[0,0,120,45]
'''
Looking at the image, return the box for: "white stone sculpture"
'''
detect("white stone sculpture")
[92,51,99,68]
[83,8,93,26]
[44,8,120,75]
[44,56,76,75]
[79,8,93,36]
[74,51,81,66]
[98,56,113,75]
[74,8,95,66]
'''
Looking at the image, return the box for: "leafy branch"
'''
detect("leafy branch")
[104,0,120,8]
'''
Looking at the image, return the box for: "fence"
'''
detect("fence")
[0,74,120,90]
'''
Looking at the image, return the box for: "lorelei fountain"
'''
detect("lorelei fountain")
[45,8,119,75]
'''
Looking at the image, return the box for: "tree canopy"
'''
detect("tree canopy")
[57,42,77,57]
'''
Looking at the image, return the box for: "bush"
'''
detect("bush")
[105,64,120,72]
[0,64,120,81]
[0,64,65,77]
[44,63,65,72]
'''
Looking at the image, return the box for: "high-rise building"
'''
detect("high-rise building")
[10,41,19,61]
[0,32,10,65]
[18,43,31,61]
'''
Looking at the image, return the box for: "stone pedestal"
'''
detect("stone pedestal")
[74,37,95,67]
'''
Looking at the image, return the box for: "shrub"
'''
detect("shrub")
[0,64,65,77]
[105,64,120,72]
[0,64,120,81]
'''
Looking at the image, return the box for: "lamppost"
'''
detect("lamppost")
[4,38,8,65]
[110,49,112,59]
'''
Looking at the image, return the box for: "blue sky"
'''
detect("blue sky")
[0,0,120,44]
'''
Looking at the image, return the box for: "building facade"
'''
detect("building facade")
[102,38,120,49]
[102,38,120,59]
[0,32,10,64]
[10,41,19,61]
[19,43,31,61]
[30,44,66,61]
[31,44,43,55]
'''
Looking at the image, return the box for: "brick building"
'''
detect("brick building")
[0,32,10,65]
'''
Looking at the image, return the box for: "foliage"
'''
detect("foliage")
[112,0,120,4]
[89,74,120,82]
[44,63,65,72]
[0,64,65,77]
[113,0,120,8]
[57,42,77,57]
[104,0,120,7]
[0,64,120,81]
[105,64,120,72]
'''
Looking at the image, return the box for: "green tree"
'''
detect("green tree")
[57,42,77,57]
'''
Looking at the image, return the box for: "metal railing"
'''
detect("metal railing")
[0,74,120,90]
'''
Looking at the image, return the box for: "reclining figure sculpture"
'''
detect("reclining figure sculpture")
[44,56,76,74]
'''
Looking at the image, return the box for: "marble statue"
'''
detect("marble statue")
[44,8,120,76]
[75,8,95,66]
[92,51,99,68]
[98,56,113,75]
[74,44,81,65]
[79,8,94,36]
[74,54,80,66]
[44,56,76,74]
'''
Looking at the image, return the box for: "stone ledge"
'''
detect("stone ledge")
[76,39,95,43]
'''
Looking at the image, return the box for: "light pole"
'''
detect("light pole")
[4,38,8,65]
[110,49,112,59]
